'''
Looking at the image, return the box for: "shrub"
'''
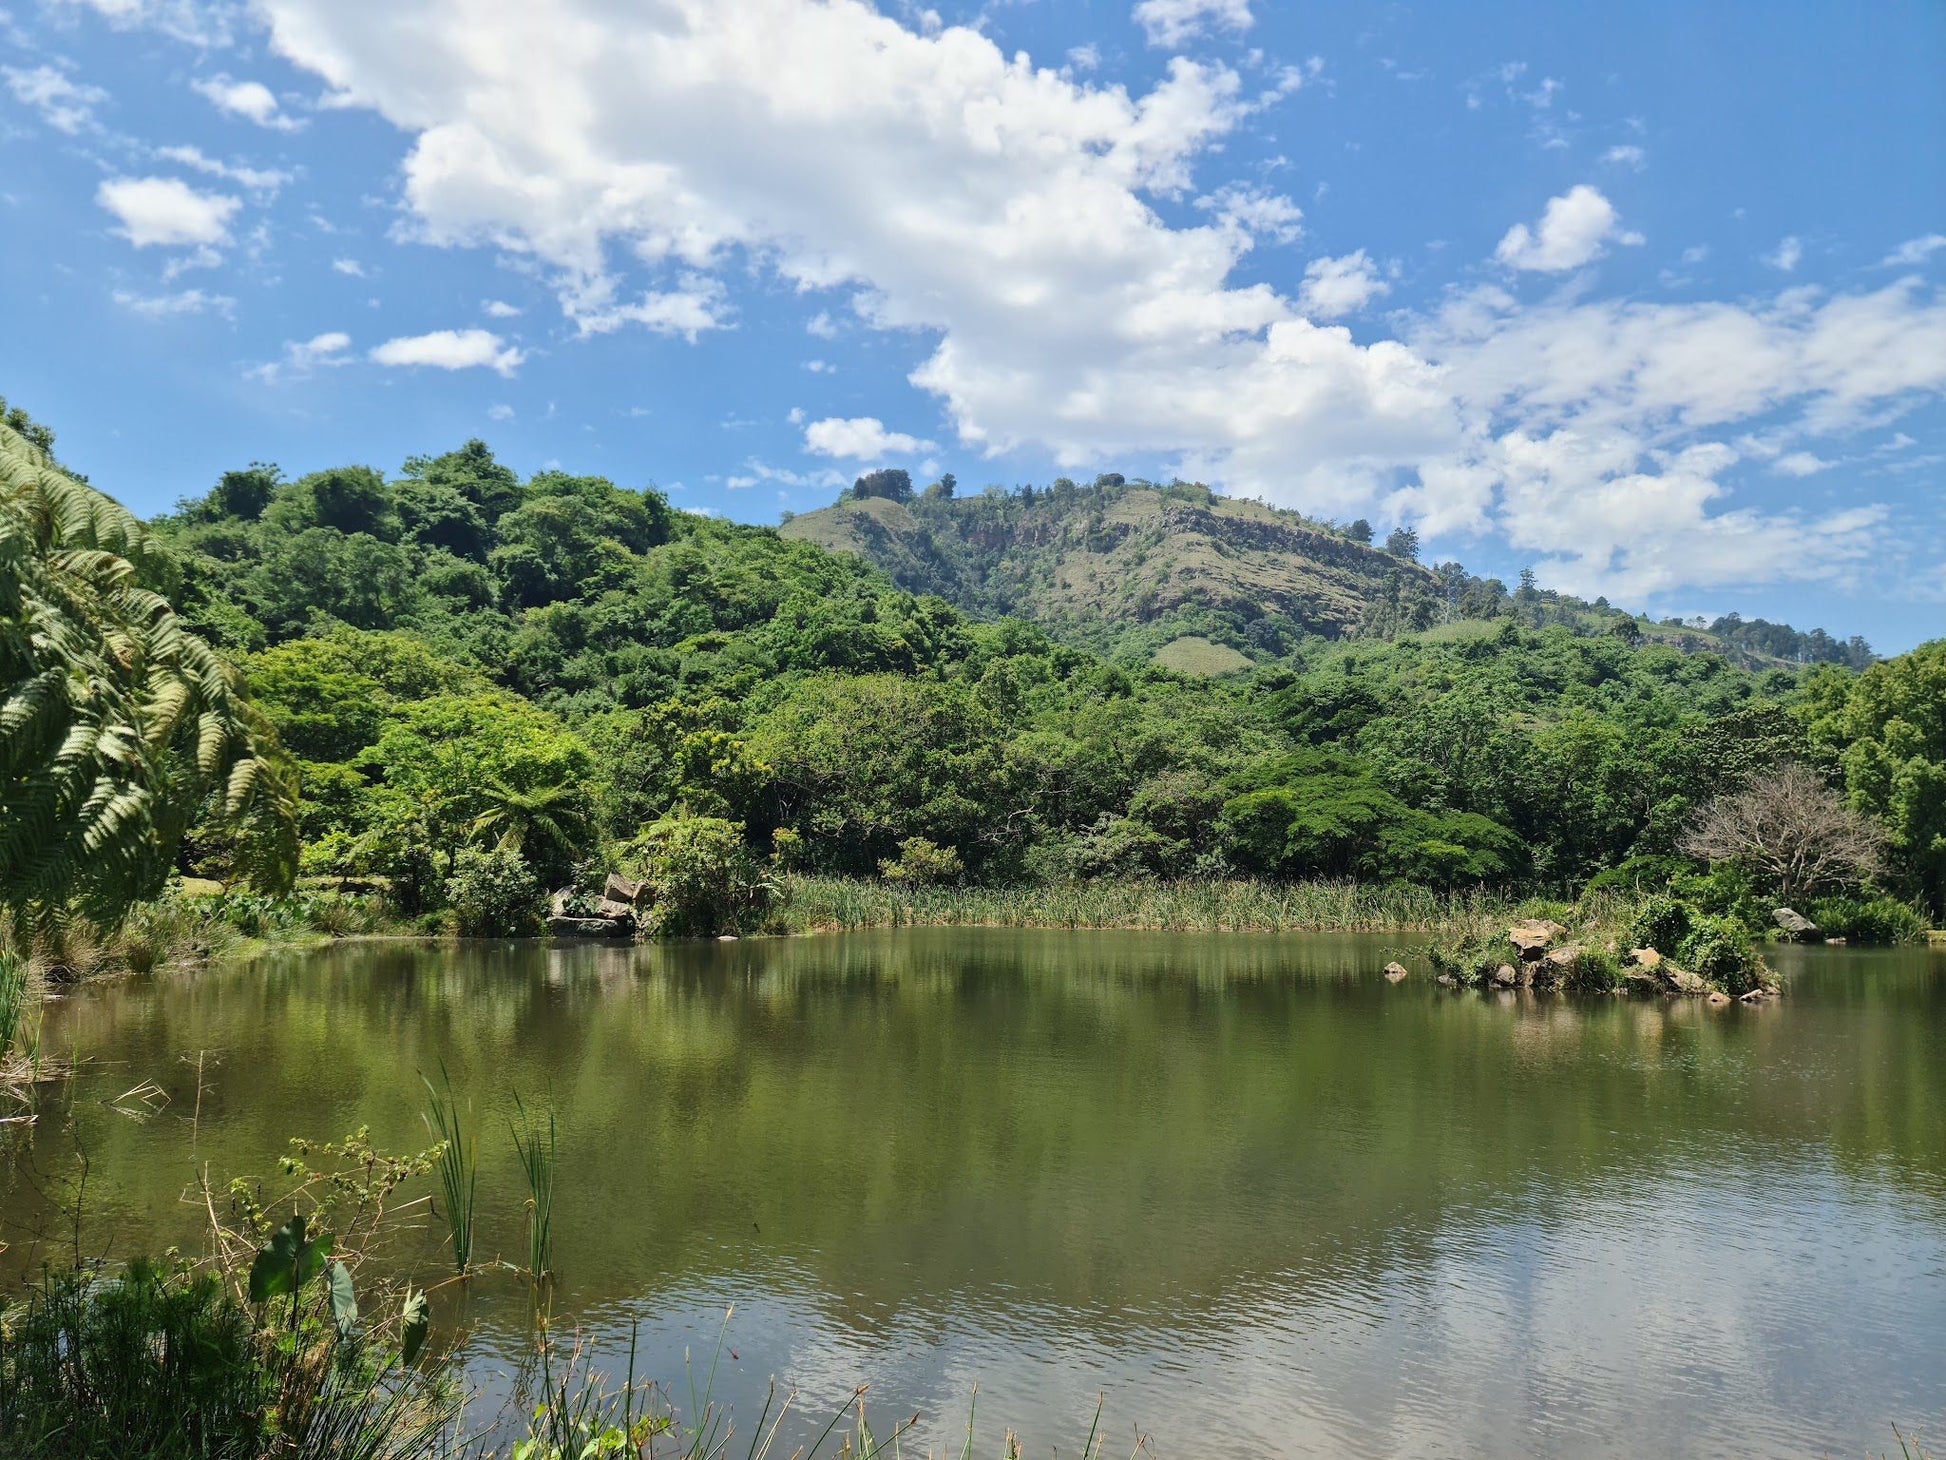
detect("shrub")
[1625,893,1693,955]
[1808,893,1929,945]
[1574,946,1624,992]
[1678,914,1770,995]
[878,836,964,886]
[445,846,544,937]
[0,1261,268,1456]
[627,814,770,938]
[1582,854,1686,898]
[1669,863,1764,924]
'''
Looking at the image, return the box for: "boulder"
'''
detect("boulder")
[548,889,571,917]
[1739,986,1775,1003]
[605,872,645,906]
[1825,936,1848,946]
[1492,963,1520,988]
[1383,961,1410,982]
[1508,925,1553,960]
[1628,947,1663,969]
[1663,965,1708,997]
[1772,907,1819,940]
[1435,973,1456,987]
[1533,944,1584,989]
[547,916,634,939]
[1706,990,1732,1008]
[595,898,638,922]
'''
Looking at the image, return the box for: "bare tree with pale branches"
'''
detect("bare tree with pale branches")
[1681,762,1884,905]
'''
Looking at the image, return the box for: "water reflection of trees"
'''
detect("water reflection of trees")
[3,934,1942,1347]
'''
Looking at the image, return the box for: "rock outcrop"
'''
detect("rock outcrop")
[546,915,635,939]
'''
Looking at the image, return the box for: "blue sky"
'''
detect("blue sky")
[4,0,1942,649]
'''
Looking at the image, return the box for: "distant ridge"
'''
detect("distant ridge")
[780,474,1873,674]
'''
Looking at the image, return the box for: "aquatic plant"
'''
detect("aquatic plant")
[771,874,1507,938]
[421,1064,478,1275]
[0,947,25,1053]
[509,1088,557,1282]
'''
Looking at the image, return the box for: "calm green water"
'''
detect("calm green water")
[3,931,1943,1457]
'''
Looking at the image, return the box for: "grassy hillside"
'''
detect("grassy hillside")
[780,478,1439,663]
[781,474,1876,675]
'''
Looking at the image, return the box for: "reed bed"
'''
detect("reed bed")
[0,948,26,1053]
[771,875,1512,939]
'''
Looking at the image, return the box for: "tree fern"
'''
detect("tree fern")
[0,419,298,925]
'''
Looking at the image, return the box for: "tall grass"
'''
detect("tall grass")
[0,1260,458,1460]
[0,947,26,1053]
[420,1063,477,1276]
[509,1089,557,1282]
[771,875,1510,938]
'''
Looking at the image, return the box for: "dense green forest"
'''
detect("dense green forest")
[4,403,1942,945]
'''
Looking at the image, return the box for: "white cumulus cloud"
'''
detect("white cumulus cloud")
[803,416,934,459]
[1495,184,1641,273]
[242,0,1946,599]
[369,328,525,375]
[97,175,240,247]
[193,74,302,129]
[1133,0,1252,48]
[1298,250,1388,318]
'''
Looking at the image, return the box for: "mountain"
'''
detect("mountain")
[779,474,1875,674]
[780,477,1440,667]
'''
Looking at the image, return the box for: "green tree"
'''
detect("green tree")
[356,691,595,883]
[1,420,297,922]
[471,780,594,889]
[1804,643,1946,912]
[627,814,769,937]
[446,845,545,936]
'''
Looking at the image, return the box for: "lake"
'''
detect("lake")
[2,931,1942,1457]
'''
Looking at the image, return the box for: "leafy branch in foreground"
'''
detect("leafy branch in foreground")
[0,418,298,929]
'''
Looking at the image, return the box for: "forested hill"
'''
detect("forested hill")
[780,470,1876,674]
[93,430,1926,912]
[9,397,1935,924]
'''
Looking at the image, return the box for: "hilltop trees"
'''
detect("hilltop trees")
[848,468,913,503]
